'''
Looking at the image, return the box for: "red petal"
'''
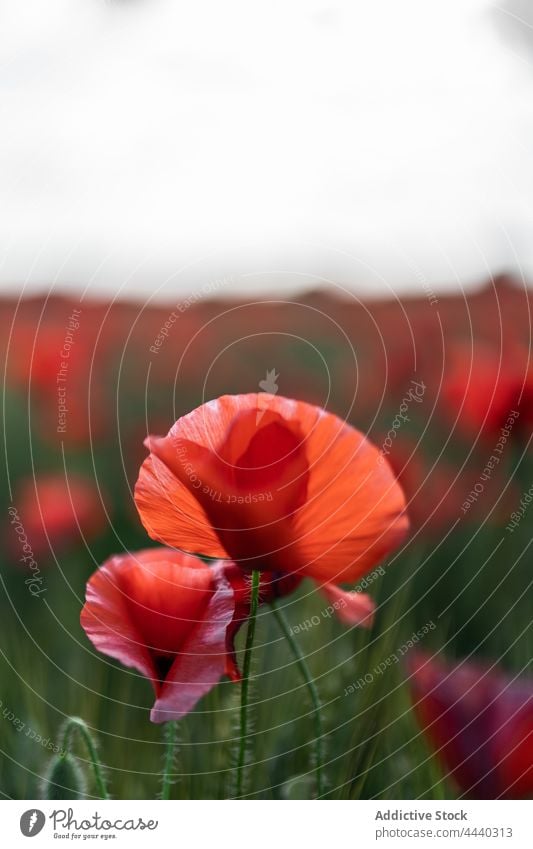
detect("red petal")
[292,410,409,582]
[319,583,375,628]
[81,550,159,686]
[134,451,227,559]
[119,554,214,657]
[134,396,266,557]
[135,395,310,568]
[150,565,235,723]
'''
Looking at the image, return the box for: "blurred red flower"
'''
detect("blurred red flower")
[407,651,533,799]
[81,548,237,723]
[440,343,528,442]
[134,394,408,624]
[7,317,109,445]
[12,474,106,556]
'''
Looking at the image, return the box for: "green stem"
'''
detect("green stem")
[61,717,110,799]
[235,568,261,798]
[271,600,325,798]
[160,720,178,800]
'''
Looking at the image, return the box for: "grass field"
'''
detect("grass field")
[1,284,531,800]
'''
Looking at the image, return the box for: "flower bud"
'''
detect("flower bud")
[41,753,87,800]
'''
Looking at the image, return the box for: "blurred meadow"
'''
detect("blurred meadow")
[0,275,532,799]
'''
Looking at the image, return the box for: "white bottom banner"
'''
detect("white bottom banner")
[2,800,531,848]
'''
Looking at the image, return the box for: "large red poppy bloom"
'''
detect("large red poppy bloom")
[407,651,533,799]
[134,395,408,602]
[81,548,237,723]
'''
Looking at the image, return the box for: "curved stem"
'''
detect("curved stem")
[61,717,110,799]
[271,600,325,797]
[235,568,261,798]
[160,720,178,800]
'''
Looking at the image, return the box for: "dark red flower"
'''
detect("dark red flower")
[407,651,533,799]
[81,548,237,723]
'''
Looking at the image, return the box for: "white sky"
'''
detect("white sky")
[1,0,533,301]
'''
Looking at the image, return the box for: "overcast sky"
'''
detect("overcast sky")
[1,0,533,302]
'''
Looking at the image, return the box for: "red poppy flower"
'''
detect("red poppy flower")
[134,394,408,608]
[81,548,238,723]
[11,474,106,557]
[407,651,533,799]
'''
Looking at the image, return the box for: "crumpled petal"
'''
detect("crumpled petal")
[81,548,236,723]
[150,567,235,723]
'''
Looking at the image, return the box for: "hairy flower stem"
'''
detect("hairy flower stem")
[60,716,110,799]
[160,720,179,800]
[235,568,261,798]
[271,600,325,797]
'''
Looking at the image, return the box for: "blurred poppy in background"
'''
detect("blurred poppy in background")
[440,342,529,443]
[407,650,533,799]
[11,474,106,557]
